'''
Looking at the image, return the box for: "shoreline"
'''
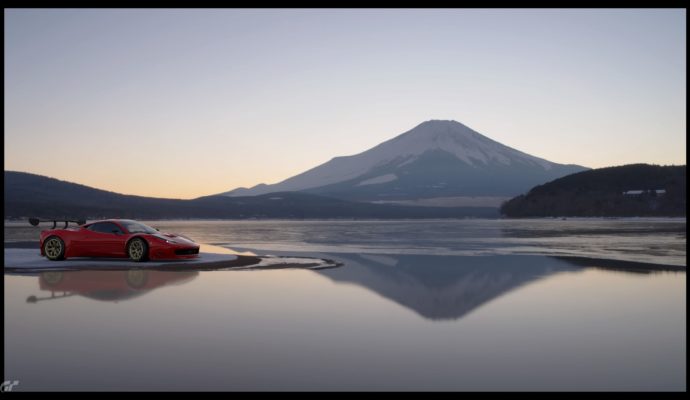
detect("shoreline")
[5,241,683,273]
[3,242,340,273]
[4,216,687,225]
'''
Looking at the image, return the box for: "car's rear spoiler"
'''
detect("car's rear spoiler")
[29,218,86,229]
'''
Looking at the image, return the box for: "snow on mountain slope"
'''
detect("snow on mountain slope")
[223,120,586,198]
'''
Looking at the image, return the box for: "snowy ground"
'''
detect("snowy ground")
[4,248,238,270]
[4,246,340,272]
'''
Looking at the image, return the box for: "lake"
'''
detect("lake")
[3,219,686,391]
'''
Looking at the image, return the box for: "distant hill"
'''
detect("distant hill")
[500,164,686,217]
[221,120,587,202]
[4,171,498,220]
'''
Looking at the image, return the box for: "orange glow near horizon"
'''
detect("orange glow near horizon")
[5,10,685,199]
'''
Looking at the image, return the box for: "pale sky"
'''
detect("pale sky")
[4,9,686,199]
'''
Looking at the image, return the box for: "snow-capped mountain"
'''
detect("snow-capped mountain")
[222,120,587,202]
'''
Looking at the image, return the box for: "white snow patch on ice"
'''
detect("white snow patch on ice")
[4,248,237,270]
[234,256,338,270]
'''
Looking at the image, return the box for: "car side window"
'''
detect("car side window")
[87,222,124,235]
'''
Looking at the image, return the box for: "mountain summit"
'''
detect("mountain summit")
[222,120,587,202]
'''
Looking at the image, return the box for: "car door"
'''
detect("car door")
[81,222,127,257]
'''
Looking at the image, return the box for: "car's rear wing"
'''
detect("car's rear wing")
[29,218,86,229]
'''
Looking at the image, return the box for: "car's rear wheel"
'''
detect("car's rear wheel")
[43,236,65,261]
[127,238,149,262]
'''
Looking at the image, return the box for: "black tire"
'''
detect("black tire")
[127,237,149,262]
[43,236,66,261]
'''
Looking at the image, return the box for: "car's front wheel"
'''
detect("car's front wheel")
[127,238,149,262]
[43,236,66,261]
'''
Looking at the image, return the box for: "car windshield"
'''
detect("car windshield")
[120,220,158,234]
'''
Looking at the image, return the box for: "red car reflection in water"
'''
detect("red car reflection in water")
[27,270,198,303]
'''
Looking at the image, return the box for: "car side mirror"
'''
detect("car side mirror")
[155,228,160,231]
[112,230,122,235]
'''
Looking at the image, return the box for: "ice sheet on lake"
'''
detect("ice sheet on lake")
[4,248,238,271]
[4,248,340,272]
[230,255,341,270]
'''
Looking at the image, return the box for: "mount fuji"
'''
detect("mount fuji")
[222,120,588,204]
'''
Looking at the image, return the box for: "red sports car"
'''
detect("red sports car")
[35,219,200,262]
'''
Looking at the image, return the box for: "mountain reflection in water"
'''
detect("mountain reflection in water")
[314,254,577,320]
[311,253,683,321]
[20,252,684,323]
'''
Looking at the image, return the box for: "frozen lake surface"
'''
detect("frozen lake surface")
[4,219,686,391]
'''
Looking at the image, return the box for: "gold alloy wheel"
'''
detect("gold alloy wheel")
[128,239,145,261]
[44,237,63,260]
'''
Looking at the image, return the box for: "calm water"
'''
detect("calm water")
[4,219,686,391]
